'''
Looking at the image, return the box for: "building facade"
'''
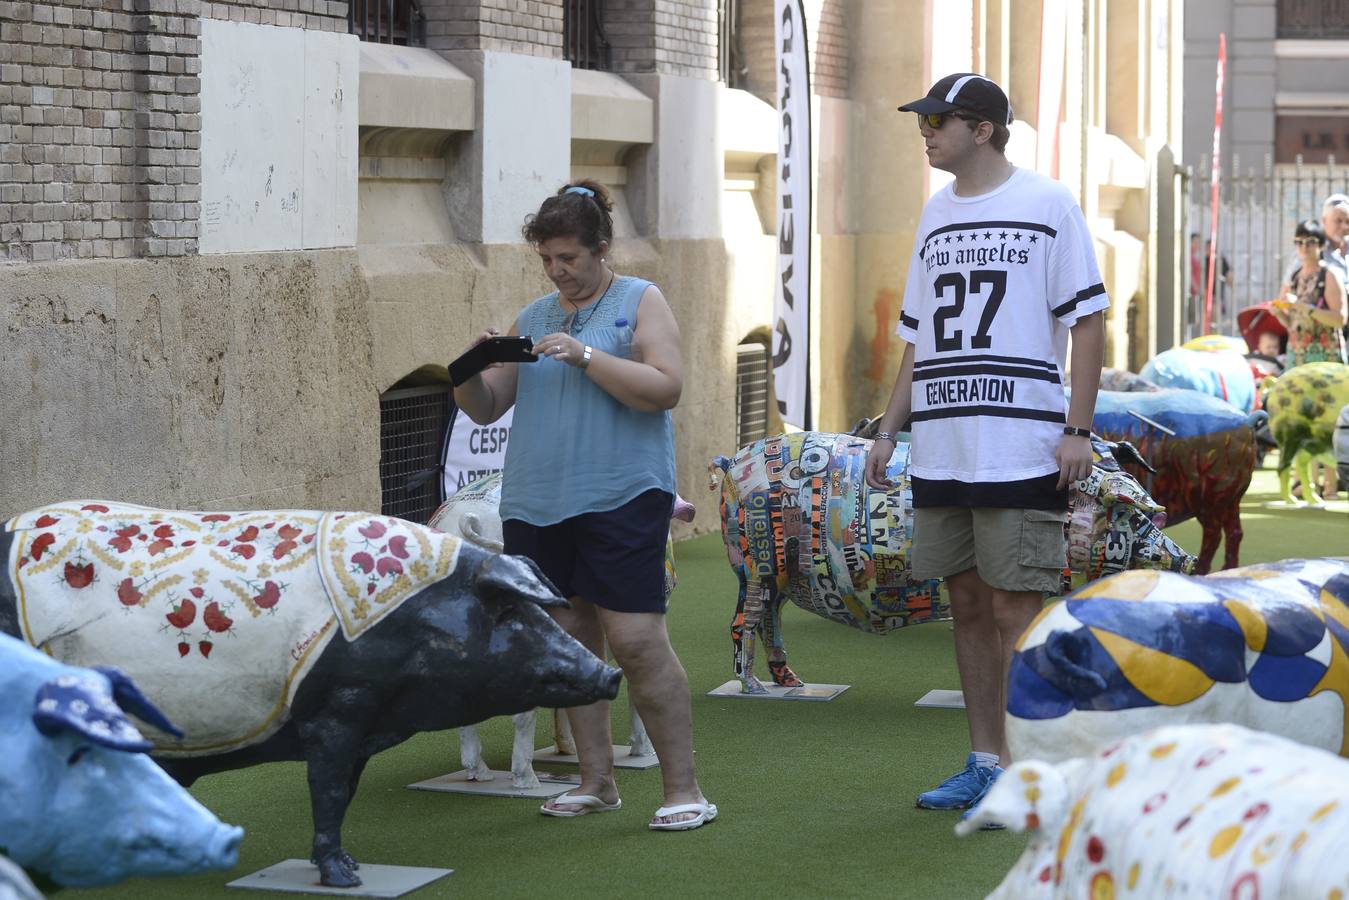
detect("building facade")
[0,0,1183,534]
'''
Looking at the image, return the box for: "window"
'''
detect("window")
[564,0,611,71]
[720,0,747,88]
[349,0,426,47]
[1277,0,1349,39]
[379,382,452,524]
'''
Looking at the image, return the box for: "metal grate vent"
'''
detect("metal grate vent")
[379,384,451,524]
[564,0,610,71]
[348,0,425,46]
[735,343,771,447]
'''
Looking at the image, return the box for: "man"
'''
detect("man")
[1322,193,1349,287]
[864,73,1107,820]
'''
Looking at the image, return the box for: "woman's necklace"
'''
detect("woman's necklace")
[564,270,614,335]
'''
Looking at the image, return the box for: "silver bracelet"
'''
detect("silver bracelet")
[579,345,593,370]
[874,431,896,443]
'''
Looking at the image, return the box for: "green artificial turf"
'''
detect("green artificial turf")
[65,464,1347,900]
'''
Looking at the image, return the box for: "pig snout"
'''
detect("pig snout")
[595,665,622,700]
[207,823,244,870]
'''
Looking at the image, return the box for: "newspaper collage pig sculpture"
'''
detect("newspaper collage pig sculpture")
[709,433,1195,693]
[2,501,621,888]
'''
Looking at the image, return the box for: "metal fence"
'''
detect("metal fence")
[564,0,610,71]
[378,384,452,524]
[719,0,746,88]
[348,0,425,46]
[1179,153,1347,340]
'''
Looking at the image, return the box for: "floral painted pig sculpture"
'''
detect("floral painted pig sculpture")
[1007,558,1349,765]
[2,501,621,888]
[0,632,242,889]
[961,723,1349,899]
[709,433,1195,693]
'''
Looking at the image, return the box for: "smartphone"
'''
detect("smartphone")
[448,336,537,386]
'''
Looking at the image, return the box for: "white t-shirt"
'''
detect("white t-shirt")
[896,167,1110,505]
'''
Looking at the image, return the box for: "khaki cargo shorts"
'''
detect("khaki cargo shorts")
[911,506,1067,594]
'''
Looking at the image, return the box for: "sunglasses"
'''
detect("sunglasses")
[1293,237,1322,247]
[916,112,983,129]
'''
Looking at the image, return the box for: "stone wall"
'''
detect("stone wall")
[0,249,378,515]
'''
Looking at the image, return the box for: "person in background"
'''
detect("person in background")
[1321,193,1349,347]
[1274,219,1346,367]
[452,180,716,831]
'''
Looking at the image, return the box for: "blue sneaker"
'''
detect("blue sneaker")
[916,753,1002,810]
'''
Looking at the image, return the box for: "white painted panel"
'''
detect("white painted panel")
[302,30,359,249]
[200,20,305,253]
[479,52,571,245]
[657,75,722,239]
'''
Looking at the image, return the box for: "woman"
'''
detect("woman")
[1274,219,1347,367]
[451,181,715,831]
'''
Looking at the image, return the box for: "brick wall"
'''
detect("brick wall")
[201,0,348,30]
[734,0,849,101]
[422,0,562,57]
[0,0,349,264]
[606,0,718,78]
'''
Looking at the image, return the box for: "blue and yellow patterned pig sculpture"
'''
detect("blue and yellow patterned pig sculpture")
[1007,558,1349,764]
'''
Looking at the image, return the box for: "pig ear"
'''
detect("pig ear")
[476,554,570,609]
[32,674,155,753]
[1107,439,1156,473]
[94,665,185,738]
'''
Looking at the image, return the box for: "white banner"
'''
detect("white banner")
[441,406,513,497]
[772,0,812,429]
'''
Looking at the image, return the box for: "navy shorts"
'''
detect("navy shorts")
[502,489,673,614]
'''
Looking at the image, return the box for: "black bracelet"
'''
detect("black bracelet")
[1063,426,1091,438]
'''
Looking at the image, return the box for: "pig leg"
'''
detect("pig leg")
[1296,449,1324,506]
[509,709,541,789]
[628,702,654,758]
[301,730,365,887]
[738,587,768,695]
[762,594,802,687]
[459,726,495,781]
[1221,507,1243,571]
[553,708,577,756]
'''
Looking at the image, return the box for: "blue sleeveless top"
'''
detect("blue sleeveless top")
[500,276,677,526]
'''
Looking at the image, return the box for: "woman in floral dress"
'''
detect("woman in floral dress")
[1275,219,1347,367]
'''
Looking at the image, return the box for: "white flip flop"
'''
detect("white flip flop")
[539,792,622,817]
[648,799,718,831]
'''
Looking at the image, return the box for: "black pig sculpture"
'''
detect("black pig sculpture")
[1,501,622,888]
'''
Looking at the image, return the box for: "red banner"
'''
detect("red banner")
[1203,33,1226,334]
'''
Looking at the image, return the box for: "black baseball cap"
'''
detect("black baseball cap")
[898,73,1014,126]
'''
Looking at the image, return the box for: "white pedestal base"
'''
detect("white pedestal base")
[406,768,579,798]
[706,680,850,701]
[227,860,452,897]
[534,744,660,769]
[914,689,966,709]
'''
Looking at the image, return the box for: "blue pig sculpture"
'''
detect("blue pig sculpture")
[1139,346,1256,413]
[0,632,242,889]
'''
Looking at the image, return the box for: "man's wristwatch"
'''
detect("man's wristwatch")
[1063,426,1091,438]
